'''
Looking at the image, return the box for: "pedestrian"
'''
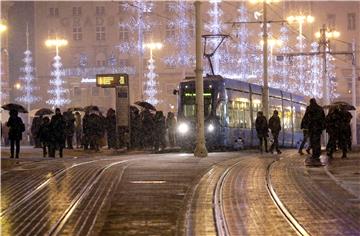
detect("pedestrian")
[98,112,107,148]
[38,117,51,157]
[304,98,325,165]
[2,122,9,146]
[49,108,66,158]
[74,112,82,148]
[325,107,340,159]
[269,110,282,154]
[298,113,311,155]
[166,112,177,147]
[142,109,155,150]
[255,111,269,153]
[7,109,25,158]
[343,109,353,151]
[154,111,166,152]
[88,111,101,151]
[31,115,43,148]
[338,107,352,158]
[105,108,117,149]
[64,111,75,149]
[130,110,142,149]
[82,111,90,150]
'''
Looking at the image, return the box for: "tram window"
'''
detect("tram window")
[251,94,262,125]
[216,101,226,125]
[226,95,250,128]
[182,92,212,118]
[283,100,292,131]
[269,96,282,118]
[292,102,305,131]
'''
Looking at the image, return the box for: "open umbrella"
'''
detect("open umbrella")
[1,103,28,113]
[323,101,356,110]
[84,105,100,113]
[130,105,139,113]
[135,101,156,111]
[68,107,84,112]
[35,108,54,116]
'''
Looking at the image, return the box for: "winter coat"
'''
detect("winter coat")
[105,114,117,135]
[38,122,52,143]
[304,103,325,135]
[7,116,25,140]
[269,115,281,135]
[50,114,66,144]
[31,117,42,137]
[255,116,268,138]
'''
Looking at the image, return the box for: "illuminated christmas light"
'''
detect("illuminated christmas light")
[144,57,159,106]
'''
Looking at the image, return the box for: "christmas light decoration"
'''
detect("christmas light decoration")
[276,25,293,92]
[327,52,339,101]
[16,26,40,109]
[144,42,162,106]
[308,42,322,98]
[46,38,70,108]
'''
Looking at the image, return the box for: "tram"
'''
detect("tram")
[176,75,307,150]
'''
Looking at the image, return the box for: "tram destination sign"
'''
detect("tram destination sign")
[96,73,129,88]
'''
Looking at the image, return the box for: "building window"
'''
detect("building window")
[347,81,352,94]
[49,8,59,17]
[347,13,356,31]
[119,59,129,68]
[96,60,106,67]
[104,88,111,96]
[96,26,105,41]
[72,7,81,16]
[118,3,125,13]
[96,6,105,16]
[327,14,336,28]
[165,23,176,39]
[73,27,82,41]
[92,87,100,96]
[119,24,129,41]
[74,87,81,96]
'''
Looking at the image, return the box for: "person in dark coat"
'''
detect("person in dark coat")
[31,116,43,148]
[64,111,75,149]
[269,110,282,154]
[130,110,142,149]
[88,112,102,151]
[339,108,352,158]
[7,109,25,158]
[105,108,117,149]
[82,111,90,150]
[255,111,268,153]
[154,111,166,152]
[166,112,177,147]
[74,112,82,148]
[49,108,66,158]
[38,117,51,157]
[142,109,155,149]
[304,98,325,164]
[298,113,311,155]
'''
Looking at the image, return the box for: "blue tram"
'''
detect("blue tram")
[176,75,307,150]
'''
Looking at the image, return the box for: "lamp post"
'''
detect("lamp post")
[143,42,162,106]
[45,38,69,108]
[315,25,340,105]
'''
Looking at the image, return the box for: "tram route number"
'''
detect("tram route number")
[96,73,129,88]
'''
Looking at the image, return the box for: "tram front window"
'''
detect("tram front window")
[182,92,212,118]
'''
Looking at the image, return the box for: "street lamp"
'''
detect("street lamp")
[45,38,68,56]
[14,82,22,90]
[287,15,314,37]
[0,23,7,34]
[143,42,162,106]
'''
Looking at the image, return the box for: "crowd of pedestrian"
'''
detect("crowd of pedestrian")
[255,98,354,165]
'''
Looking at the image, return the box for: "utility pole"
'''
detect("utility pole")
[194,1,208,157]
[262,2,269,119]
[352,39,357,145]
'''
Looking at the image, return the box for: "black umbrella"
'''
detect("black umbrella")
[1,103,28,113]
[35,108,54,116]
[135,101,156,111]
[323,101,356,111]
[130,105,139,113]
[84,105,100,112]
[68,107,84,112]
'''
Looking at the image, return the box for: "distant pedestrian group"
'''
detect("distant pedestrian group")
[255,110,282,154]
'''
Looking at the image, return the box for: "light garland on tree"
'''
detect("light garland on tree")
[327,52,339,101]
[46,54,70,108]
[308,42,323,98]
[16,49,40,106]
[144,57,159,106]
[276,25,293,92]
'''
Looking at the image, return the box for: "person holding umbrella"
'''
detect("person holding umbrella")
[49,108,66,158]
[7,109,25,158]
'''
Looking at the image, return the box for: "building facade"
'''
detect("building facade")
[4,1,360,117]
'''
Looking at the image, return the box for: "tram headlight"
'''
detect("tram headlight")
[178,123,189,134]
[207,124,215,132]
